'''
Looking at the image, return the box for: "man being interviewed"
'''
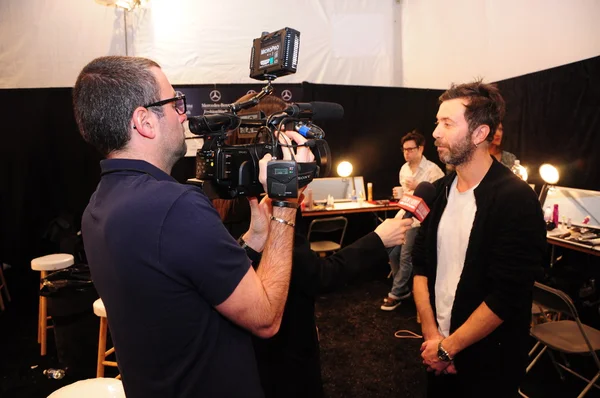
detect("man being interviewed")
[412,80,546,397]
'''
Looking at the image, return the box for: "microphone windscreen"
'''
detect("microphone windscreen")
[309,102,344,121]
[412,181,436,207]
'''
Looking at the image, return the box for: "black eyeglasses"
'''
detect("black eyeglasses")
[144,91,187,115]
[403,146,419,153]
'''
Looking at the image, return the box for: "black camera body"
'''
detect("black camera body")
[195,132,331,199]
[195,139,275,198]
[190,28,340,199]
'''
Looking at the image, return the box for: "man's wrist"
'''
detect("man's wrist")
[272,206,297,218]
[241,233,265,253]
[421,325,440,341]
[238,235,263,265]
[271,200,299,209]
[437,339,453,362]
[440,336,459,359]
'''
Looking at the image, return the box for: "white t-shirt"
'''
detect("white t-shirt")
[435,177,478,337]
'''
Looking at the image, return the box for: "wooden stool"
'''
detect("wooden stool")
[0,265,11,311]
[94,298,120,378]
[31,253,74,356]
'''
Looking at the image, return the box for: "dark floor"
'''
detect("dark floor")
[1,266,600,398]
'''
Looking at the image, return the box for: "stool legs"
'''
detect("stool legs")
[97,316,119,378]
[97,317,108,377]
[38,270,48,356]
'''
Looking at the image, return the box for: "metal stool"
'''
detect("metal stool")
[94,298,120,378]
[31,253,74,356]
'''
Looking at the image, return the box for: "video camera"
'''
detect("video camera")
[189,28,344,199]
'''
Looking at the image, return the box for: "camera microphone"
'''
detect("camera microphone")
[188,114,241,136]
[284,102,344,121]
[397,182,436,222]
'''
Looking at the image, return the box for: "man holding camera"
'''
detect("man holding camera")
[73,56,311,398]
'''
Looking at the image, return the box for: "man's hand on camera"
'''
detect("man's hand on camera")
[374,218,413,248]
[278,130,314,164]
[258,130,315,198]
[242,196,271,252]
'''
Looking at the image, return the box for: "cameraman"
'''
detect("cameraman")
[223,95,413,398]
[73,56,311,398]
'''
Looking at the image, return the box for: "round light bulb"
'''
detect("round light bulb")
[337,161,353,178]
[539,164,559,184]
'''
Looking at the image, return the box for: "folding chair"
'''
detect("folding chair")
[307,216,348,256]
[519,282,600,398]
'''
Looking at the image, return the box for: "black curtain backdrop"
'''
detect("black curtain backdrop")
[1,56,599,267]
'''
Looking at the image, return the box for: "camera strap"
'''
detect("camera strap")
[297,162,319,187]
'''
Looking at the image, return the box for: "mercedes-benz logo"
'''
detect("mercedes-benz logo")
[281,90,293,101]
[209,90,222,102]
[246,90,257,95]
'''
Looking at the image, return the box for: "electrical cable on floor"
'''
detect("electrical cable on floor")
[394,329,422,339]
[393,316,422,339]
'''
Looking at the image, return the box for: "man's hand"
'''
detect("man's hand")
[404,176,417,191]
[420,338,455,376]
[373,218,413,247]
[258,130,315,196]
[242,196,271,252]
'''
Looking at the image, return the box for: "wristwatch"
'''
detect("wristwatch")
[437,340,453,362]
[238,236,262,265]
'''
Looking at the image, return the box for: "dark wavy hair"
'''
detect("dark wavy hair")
[401,129,425,147]
[73,56,163,156]
[439,79,505,141]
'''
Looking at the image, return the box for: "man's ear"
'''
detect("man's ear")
[131,106,156,139]
[473,125,490,145]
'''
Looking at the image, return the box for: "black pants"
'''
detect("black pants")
[426,369,522,398]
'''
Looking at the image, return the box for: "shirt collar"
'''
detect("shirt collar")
[100,158,177,182]
[416,155,428,170]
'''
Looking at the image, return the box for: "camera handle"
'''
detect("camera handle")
[229,79,275,113]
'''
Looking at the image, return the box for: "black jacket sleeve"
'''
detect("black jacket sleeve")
[292,213,389,296]
[483,182,546,320]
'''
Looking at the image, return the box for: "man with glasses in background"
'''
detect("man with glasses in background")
[381,130,444,310]
[73,56,311,398]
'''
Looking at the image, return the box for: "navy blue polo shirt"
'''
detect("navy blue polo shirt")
[82,159,263,398]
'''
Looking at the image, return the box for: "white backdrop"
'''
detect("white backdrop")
[0,0,599,89]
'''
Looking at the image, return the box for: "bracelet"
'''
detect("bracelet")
[237,236,262,265]
[270,216,296,228]
[271,200,299,209]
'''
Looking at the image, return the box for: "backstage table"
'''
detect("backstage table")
[302,201,399,218]
[547,227,600,266]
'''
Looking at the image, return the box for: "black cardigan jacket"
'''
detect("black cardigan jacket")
[413,158,546,373]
